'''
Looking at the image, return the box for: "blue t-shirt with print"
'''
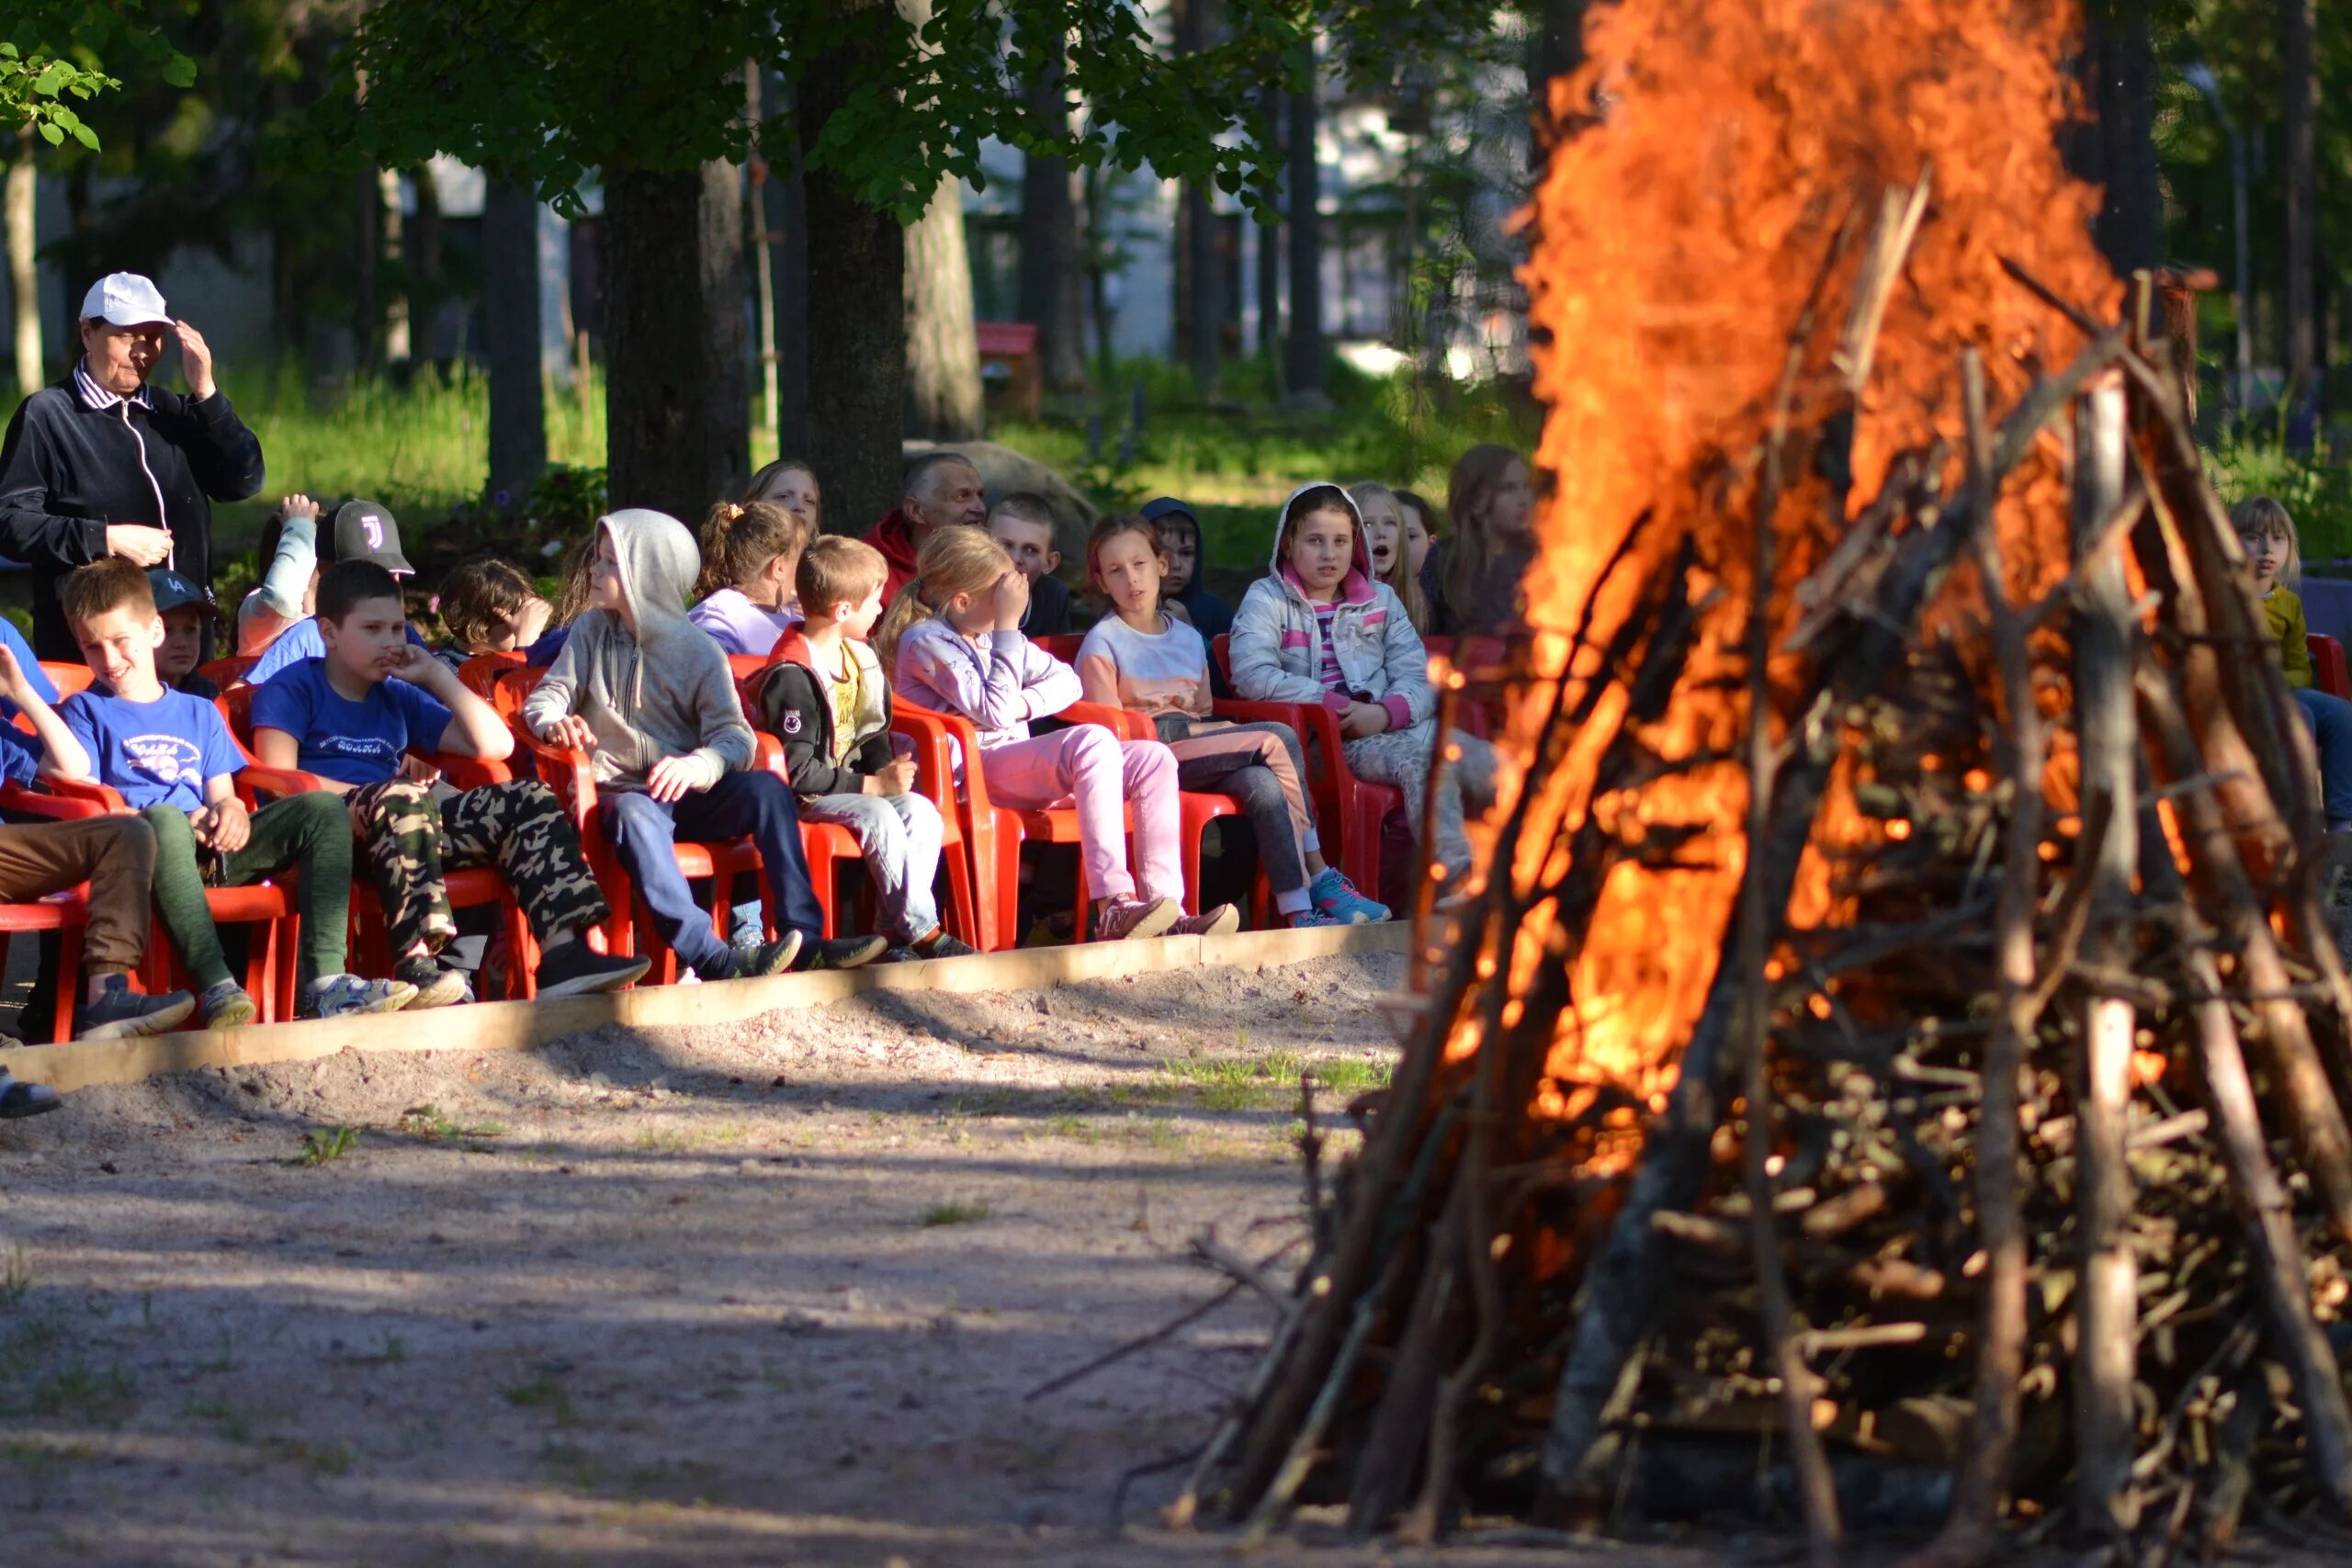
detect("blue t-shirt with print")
[60,686,243,813]
[248,616,429,686]
[0,722,40,786]
[248,658,453,787]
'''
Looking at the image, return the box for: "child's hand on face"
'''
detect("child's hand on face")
[992,570,1031,631]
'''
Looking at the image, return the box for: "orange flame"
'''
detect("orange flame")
[1493,0,2120,1132]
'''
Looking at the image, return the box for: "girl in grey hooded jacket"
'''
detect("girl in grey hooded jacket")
[1229,483,1498,886]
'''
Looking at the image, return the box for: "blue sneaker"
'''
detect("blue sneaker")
[73,974,196,1042]
[1308,868,1390,925]
[306,974,418,1019]
[1287,908,1343,929]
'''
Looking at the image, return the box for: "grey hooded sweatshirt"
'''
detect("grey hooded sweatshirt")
[522,509,754,793]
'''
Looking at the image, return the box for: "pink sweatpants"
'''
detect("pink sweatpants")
[981,727,1181,904]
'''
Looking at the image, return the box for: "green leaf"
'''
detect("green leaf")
[31,62,67,96]
[69,120,96,150]
[162,52,197,89]
[36,121,62,146]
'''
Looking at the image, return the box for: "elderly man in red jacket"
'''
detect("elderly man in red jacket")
[864,450,988,604]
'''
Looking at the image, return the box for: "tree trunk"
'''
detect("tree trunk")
[748,64,781,453]
[2282,0,2320,426]
[602,162,749,522]
[904,172,984,444]
[1019,59,1089,392]
[774,77,813,462]
[1284,45,1325,402]
[802,40,907,534]
[482,175,547,502]
[1257,84,1283,356]
[413,164,444,358]
[1174,0,1225,400]
[7,129,40,397]
[1082,162,1118,378]
[380,166,411,365]
[1532,0,1593,160]
[356,164,379,370]
[2075,1,2160,276]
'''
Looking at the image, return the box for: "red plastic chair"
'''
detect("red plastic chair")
[0,784,111,1042]
[2311,635,2350,701]
[458,651,530,706]
[1210,635,1402,898]
[223,683,539,999]
[38,662,91,700]
[497,666,778,985]
[1033,633,1085,663]
[36,773,300,1023]
[197,655,259,691]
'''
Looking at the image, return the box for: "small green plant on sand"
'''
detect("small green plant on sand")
[290,1127,360,1168]
[922,1201,990,1227]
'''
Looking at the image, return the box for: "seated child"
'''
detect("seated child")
[987,492,1072,637]
[435,556,554,672]
[252,559,651,1007]
[2237,494,2352,832]
[878,525,1237,942]
[521,510,887,977]
[151,569,221,697]
[1231,483,1499,896]
[51,558,414,1024]
[689,500,806,657]
[1396,489,1441,580]
[236,494,323,657]
[246,498,430,684]
[0,640,194,1066]
[744,457,822,533]
[1078,516,1387,929]
[761,537,978,959]
[1139,497,1233,640]
[1421,446,1535,639]
[1350,481,1430,634]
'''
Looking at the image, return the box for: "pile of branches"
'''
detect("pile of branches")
[1175,265,2352,1565]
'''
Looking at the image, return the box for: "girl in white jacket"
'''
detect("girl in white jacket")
[1229,483,1498,891]
[878,525,1234,942]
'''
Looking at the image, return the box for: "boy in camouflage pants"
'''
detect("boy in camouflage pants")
[251,559,650,1005]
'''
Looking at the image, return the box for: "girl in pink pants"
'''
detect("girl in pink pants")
[879,525,1237,943]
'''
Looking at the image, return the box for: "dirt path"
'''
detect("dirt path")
[0,947,2330,1568]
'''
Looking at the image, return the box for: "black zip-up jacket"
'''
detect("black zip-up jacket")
[758,629,894,797]
[0,378,265,657]
[1020,572,1073,637]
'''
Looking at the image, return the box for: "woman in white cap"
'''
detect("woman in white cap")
[0,272,265,659]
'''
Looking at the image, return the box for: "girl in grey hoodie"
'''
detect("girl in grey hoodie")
[1228,483,1498,891]
[522,510,884,976]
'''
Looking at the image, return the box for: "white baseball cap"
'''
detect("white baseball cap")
[79,273,171,329]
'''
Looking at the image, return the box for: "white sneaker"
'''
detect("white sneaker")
[307,974,419,1019]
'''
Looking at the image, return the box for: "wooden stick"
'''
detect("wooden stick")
[1907,353,2048,1568]
[2071,376,2142,1540]
[1739,332,1841,1567]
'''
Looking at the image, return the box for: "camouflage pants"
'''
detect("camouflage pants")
[348,778,607,956]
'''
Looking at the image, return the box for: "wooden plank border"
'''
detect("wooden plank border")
[8,922,1413,1092]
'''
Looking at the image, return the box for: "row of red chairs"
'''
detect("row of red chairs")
[0,625,1503,1037]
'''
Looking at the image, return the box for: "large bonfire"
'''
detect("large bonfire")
[1180,0,2352,1561]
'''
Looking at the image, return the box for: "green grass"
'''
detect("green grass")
[1162,1048,1307,1112]
[0,1247,28,1310]
[288,1126,361,1168]
[502,1373,578,1427]
[1310,1057,1395,1098]
[920,1200,991,1227]
[396,1105,507,1144]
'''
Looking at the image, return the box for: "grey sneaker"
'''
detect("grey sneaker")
[307,975,418,1019]
[393,958,473,1010]
[695,931,804,982]
[1093,895,1181,942]
[0,1071,60,1119]
[1169,903,1241,938]
[73,974,196,1042]
[197,979,258,1031]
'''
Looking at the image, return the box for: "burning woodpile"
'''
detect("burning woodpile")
[1174,0,2352,1560]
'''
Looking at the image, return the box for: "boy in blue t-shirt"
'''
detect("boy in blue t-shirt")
[251,559,647,1006]
[50,558,414,1026]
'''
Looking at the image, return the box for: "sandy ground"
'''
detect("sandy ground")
[0,947,2335,1568]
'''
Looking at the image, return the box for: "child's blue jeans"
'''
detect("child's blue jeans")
[600,772,825,973]
[2293,686,2352,829]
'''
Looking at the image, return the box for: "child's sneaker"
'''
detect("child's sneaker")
[1288,908,1343,929]
[393,957,474,1010]
[534,941,651,998]
[910,927,981,959]
[0,1070,60,1119]
[72,974,196,1042]
[197,979,258,1031]
[695,932,803,982]
[792,935,889,972]
[1093,895,1181,942]
[1170,903,1241,938]
[308,974,418,1019]
[1308,867,1390,925]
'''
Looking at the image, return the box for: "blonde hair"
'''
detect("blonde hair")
[872,525,1013,672]
[1442,444,1528,618]
[745,457,820,511]
[552,536,599,626]
[1348,479,1430,632]
[2232,495,2302,591]
[797,536,889,619]
[695,500,807,602]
